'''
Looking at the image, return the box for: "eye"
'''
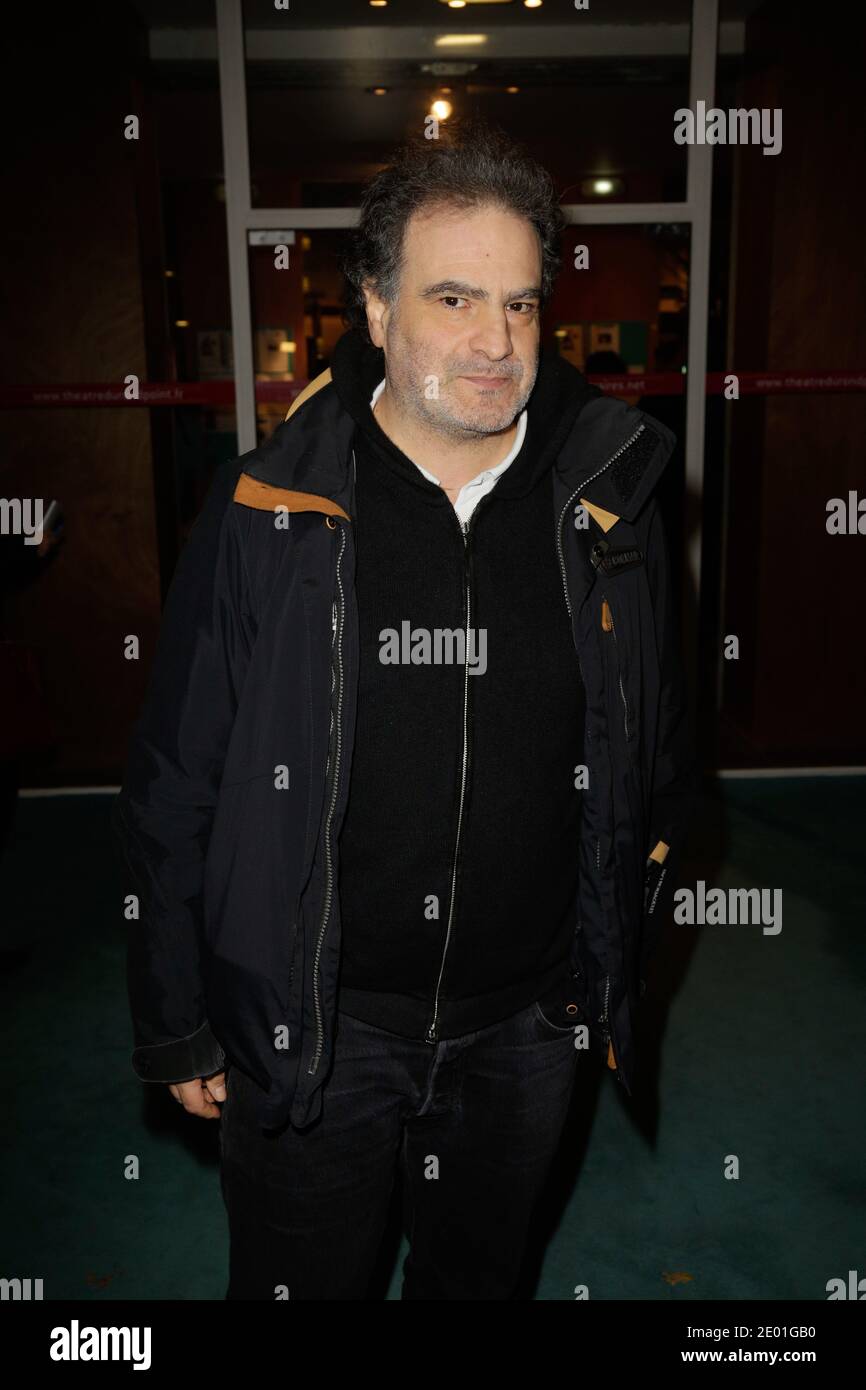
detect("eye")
[440,296,468,310]
[508,301,537,315]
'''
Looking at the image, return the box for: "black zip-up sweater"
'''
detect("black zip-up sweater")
[332,330,587,1039]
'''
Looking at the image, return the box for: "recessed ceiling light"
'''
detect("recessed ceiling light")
[579,176,625,197]
[434,34,488,46]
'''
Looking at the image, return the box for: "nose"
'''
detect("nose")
[466,305,515,363]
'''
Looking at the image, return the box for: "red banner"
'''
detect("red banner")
[1,369,864,409]
[0,381,290,408]
[591,369,866,396]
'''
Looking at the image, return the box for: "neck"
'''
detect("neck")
[372,386,518,502]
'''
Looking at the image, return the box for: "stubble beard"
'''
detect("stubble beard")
[382,316,538,442]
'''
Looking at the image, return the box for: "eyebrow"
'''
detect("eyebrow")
[419,280,542,303]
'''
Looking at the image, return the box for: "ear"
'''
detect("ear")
[362,279,387,349]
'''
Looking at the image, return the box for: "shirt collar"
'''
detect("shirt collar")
[369,378,527,489]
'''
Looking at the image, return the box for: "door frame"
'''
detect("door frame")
[216,0,717,611]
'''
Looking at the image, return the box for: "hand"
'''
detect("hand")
[168,1070,226,1119]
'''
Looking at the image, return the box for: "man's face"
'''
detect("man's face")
[364,202,542,439]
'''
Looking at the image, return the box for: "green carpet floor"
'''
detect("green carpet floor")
[1,776,863,1300]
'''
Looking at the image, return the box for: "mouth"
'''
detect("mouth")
[460,375,513,390]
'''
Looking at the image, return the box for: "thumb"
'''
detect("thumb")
[203,1071,227,1102]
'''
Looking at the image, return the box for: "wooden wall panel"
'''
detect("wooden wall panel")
[722,2,866,763]
[1,12,159,783]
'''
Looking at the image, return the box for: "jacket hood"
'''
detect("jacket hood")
[236,327,677,529]
[329,325,603,504]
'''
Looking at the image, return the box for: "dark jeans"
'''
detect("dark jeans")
[219,998,581,1300]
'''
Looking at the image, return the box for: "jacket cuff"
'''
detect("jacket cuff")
[132,1020,226,1084]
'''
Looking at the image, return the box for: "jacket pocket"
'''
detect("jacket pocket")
[601,595,635,743]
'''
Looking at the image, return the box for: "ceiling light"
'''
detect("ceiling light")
[434,33,488,46]
[579,176,625,197]
[431,99,453,120]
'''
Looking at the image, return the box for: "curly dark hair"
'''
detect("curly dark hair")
[340,119,565,343]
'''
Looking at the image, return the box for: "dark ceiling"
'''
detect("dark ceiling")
[129,0,766,31]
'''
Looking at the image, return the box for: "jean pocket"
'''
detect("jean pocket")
[532,998,581,1036]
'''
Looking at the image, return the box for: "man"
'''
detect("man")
[113,123,695,1300]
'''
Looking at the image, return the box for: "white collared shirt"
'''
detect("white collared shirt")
[369,378,527,528]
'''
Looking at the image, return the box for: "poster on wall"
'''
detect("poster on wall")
[255,329,293,377]
[556,321,648,375]
[197,329,234,379]
[554,324,584,369]
[590,322,622,356]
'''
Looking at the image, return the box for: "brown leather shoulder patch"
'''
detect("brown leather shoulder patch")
[580,497,620,533]
[285,368,333,421]
[233,474,349,521]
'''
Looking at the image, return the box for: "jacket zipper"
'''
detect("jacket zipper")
[555,422,645,620]
[595,837,611,1046]
[308,522,347,1076]
[556,427,645,1072]
[425,500,486,1044]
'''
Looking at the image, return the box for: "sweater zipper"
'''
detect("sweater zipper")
[556,425,645,1066]
[425,499,486,1044]
[308,521,347,1076]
